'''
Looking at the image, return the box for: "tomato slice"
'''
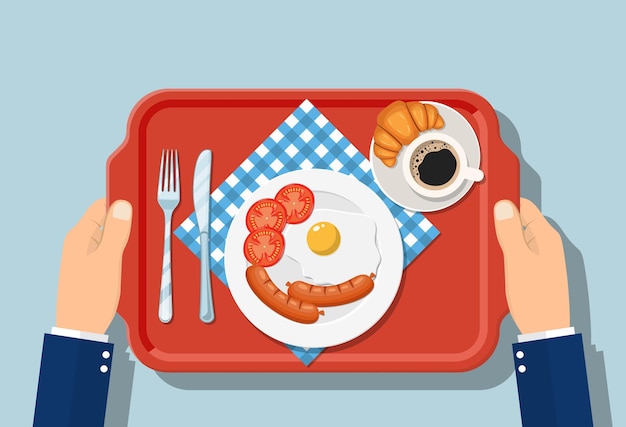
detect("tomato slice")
[274,183,315,224]
[243,228,285,267]
[245,198,287,232]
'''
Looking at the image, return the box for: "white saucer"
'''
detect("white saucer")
[370,101,481,212]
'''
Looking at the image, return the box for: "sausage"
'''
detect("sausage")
[245,265,322,324]
[286,273,375,307]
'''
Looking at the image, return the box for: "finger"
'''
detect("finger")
[519,198,554,229]
[65,199,107,250]
[494,200,528,257]
[519,198,560,250]
[98,200,133,257]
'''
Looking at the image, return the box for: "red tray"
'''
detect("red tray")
[107,89,519,372]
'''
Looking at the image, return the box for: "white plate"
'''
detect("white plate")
[224,169,403,348]
[370,101,481,212]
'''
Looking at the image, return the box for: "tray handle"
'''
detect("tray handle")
[106,138,140,326]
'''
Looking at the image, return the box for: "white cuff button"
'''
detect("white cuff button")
[518,365,527,373]
[100,365,109,373]
[516,351,524,359]
[102,350,111,359]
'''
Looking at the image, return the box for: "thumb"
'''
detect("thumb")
[494,200,528,259]
[98,200,133,257]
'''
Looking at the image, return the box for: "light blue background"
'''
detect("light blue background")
[1,1,623,425]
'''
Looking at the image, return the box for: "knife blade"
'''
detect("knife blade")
[193,149,215,323]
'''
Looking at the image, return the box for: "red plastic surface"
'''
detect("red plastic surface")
[107,89,519,372]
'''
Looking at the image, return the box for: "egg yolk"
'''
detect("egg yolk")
[306,222,341,255]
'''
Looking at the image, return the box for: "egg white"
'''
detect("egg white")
[283,209,381,285]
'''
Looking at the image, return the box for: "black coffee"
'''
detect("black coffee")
[409,140,460,189]
[418,149,457,186]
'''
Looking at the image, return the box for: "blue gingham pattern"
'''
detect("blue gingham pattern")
[174,99,439,365]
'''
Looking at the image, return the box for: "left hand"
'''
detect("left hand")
[56,199,133,334]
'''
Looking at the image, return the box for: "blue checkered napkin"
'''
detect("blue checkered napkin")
[174,99,439,365]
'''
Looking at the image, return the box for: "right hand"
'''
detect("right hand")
[493,198,570,335]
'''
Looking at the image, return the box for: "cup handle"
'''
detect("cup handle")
[464,167,484,182]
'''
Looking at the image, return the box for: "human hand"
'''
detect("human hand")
[56,199,133,334]
[493,198,570,335]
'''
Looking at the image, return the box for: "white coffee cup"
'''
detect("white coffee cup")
[402,132,484,199]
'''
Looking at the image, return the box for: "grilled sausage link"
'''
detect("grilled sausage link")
[286,273,375,307]
[245,265,321,324]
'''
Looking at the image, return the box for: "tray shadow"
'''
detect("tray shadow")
[104,315,135,427]
[104,111,610,426]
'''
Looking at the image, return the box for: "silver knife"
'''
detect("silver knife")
[193,149,215,323]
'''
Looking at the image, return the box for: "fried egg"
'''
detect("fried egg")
[284,209,381,285]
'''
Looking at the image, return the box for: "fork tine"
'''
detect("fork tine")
[158,149,180,195]
[167,149,173,192]
[159,149,165,192]
[174,149,179,192]
[166,149,171,191]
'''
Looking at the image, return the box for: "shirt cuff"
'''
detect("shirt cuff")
[517,326,575,343]
[51,327,109,343]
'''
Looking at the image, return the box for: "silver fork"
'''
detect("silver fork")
[157,149,180,323]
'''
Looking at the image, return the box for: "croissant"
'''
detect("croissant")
[373,101,445,167]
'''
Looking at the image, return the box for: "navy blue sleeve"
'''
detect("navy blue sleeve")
[34,334,114,427]
[513,333,593,427]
